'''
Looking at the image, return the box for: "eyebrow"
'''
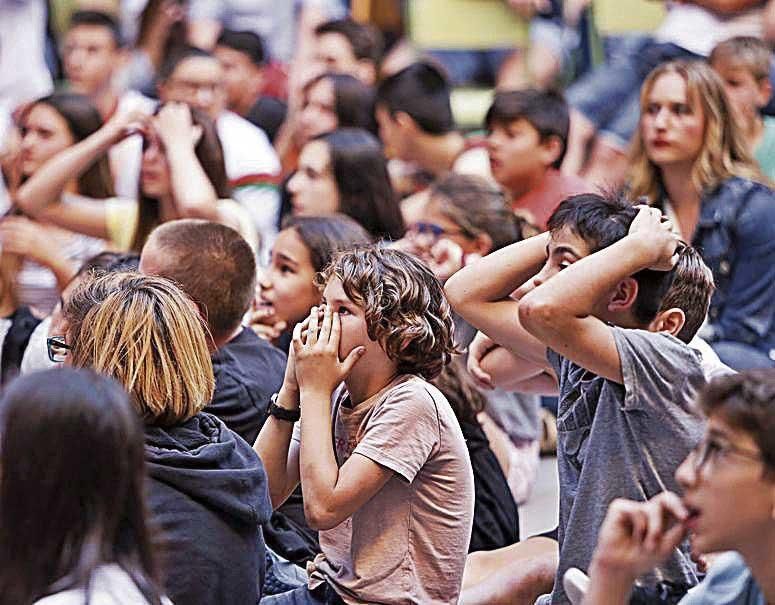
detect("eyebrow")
[546,243,582,258]
[275,252,298,266]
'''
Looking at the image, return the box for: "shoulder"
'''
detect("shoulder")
[680,552,758,605]
[34,565,163,605]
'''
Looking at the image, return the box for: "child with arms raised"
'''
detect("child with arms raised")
[446,193,717,604]
[256,247,474,605]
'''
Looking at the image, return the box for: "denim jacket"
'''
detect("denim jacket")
[677,178,775,358]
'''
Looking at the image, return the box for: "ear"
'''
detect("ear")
[539,134,564,168]
[471,232,493,256]
[757,77,773,107]
[395,111,418,135]
[606,277,639,313]
[649,307,686,338]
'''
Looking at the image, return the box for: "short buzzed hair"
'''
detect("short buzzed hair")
[144,220,256,339]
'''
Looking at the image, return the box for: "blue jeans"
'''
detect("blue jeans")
[712,340,775,371]
[566,39,698,149]
[260,584,344,605]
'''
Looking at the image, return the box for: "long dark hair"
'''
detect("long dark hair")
[22,93,115,198]
[132,105,230,251]
[0,368,163,605]
[282,214,373,272]
[304,72,377,135]
[317,128,405,240]
[136,0,189,72]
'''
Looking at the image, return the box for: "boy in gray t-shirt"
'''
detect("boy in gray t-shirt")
[446,192,718,604]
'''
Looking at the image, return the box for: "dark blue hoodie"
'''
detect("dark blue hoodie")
[145,412,272,605]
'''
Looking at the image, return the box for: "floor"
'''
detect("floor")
[520,456,559,538]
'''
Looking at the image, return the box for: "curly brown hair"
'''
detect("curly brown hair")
[318,246,456,380]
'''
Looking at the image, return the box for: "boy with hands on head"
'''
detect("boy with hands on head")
[445,193,717,604]
[256,247,474,605]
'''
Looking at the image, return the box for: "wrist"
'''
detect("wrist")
[588,553,638,587]
[277,386,300,411]
[625,232,661,269]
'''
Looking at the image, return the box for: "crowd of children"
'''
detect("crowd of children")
[1,1,775,604]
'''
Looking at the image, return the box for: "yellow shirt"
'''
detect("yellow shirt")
[105,198,259,252]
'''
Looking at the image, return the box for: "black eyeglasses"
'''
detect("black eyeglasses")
[411,222,468,238]
[690,435,762,472]
[46,336,72,363]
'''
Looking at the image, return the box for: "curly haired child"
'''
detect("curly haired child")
[256,247,475,605]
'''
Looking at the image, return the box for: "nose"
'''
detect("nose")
[653,107,669,130]
[675,452,698,490]
[258,269,272,289]
[287,170,303,195]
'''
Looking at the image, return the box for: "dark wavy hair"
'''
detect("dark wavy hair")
[317,246,455,379]
[0,368,162,605]
[316,128,405,241]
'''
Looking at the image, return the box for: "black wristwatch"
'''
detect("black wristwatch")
[267,392,301,422]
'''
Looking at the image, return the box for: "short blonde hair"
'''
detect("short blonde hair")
[318,246,455,380]
[710,36,772,82]
[64,272,215,427]
[629,60,761,202]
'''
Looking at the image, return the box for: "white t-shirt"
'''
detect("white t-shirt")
[216,111,281,263]
[109,90,158,200]
[34,565,173,605]
[655,3,764,57]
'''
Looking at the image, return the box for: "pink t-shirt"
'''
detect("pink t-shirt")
[298,375,474,604]
[512,169,591,231]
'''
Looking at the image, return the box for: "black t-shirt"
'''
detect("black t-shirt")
[210,327,287,445]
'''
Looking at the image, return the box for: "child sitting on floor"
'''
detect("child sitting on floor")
[256,247,474,605]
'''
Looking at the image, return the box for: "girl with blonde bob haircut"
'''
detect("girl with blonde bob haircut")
[628,60,775,371]
[65,272,213,425]
[62,272,273,605]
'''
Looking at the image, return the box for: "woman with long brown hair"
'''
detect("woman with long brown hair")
[13,102,256,252]
[60,272,272,605]
[0,368,167,605]
[629,60,775,370]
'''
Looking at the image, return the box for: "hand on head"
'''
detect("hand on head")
[628,205,681,271]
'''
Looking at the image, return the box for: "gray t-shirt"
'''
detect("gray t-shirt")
[547,328,707,605]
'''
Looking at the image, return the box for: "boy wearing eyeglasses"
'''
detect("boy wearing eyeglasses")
[446,193,723,604]
[585,369,775,605]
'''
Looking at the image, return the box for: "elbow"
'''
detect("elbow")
[518,293,561,336]
[304,501,342,531]
[444,271,470,313]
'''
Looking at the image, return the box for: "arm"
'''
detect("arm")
[519,207,678,383]
[0,218,78,291]
[293,305,393,531]
[705,187,775,348]
[153,103,222,223]
[254,347,302,509]
[14,112,143,239]
[683,0,764,14]
[445,232,551,370]
[583,494,689,605]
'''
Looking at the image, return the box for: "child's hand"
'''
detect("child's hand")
[293,305,365,396]
[590,492,689,580]
[628,205,680,271]
[467,331,499,390]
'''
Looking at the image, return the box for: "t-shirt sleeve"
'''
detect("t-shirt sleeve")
[353,383,440,483]
[613,327,704,413]
[104,197,138,251]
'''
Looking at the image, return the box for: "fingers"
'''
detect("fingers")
[318,304,333,344]
[291,319,304,353]
[307,306,320,345]
[467,354,495,390]
[340,345,366,378]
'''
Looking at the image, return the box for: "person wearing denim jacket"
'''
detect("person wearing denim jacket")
[629,60,775,371]
[667,177,775,369]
